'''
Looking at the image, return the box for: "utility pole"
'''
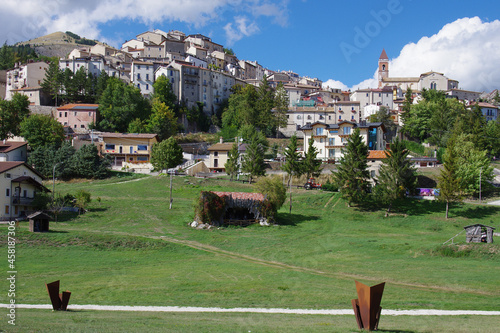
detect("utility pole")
[169,171,173,209]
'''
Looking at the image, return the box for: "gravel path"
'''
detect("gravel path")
[3,304,500,316]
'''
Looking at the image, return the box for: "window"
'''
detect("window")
[5,173,11,179]
[339,115,341,120]
[320,138,323,143]
[6,189,9,197]
[137,65,141,69]
[74,124,77,128]
[214,152,218,157]
[343,127,351,135]
[64,112,67,117]
[105,144,115,150]
[23,190,27,198]
[307,115,312,120]
[315,128,324,136]
[329,149,335,158]
[137,73,141,80]
[81,125,85,128]
[297,115,301,120]
[146,84,149,90]
[137,156,148,161]
[89,112,92,116]
[137,84,140,89]
[59,112,62,117]
[137,145,147,151]
[329,138,335,146]
[74,112,77,116]
[146,74,149,80]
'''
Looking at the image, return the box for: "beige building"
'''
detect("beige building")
[5,61,49,100]
[207,139,247,172]
[299,121,386,162]
[0,141,28,162]
[97,133,158,167]
[0,161,47,221]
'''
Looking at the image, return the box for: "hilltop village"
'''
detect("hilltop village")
[0,29,499,221]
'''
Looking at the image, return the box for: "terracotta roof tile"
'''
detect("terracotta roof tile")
[367,150,388,159]
[212,192,265,201]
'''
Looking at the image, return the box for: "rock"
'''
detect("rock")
[259,219,270,226]
[190,221,199,228]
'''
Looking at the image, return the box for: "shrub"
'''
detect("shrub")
[321,179,338,192]
[194,191,226,224]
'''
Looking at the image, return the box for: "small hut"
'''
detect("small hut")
[195,191,269,227]
[28,211,51,232]
[464,224,495,243]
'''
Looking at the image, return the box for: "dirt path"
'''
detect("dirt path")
[4,304,500,315]
[156,236,496,296]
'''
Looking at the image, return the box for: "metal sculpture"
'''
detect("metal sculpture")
[351,280,385,331]
[46,280,71,311]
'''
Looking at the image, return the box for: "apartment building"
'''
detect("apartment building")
[131,61,155,96]
[5,61,49,100]
[97,133,159,167]
[300,121,386,162]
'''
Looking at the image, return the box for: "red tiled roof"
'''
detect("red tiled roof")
[57,103,99,110]
[367,150,388,159]
[212,192,265,201]
[99,133,158,139]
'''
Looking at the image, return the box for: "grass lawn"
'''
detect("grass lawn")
[6,309,500,333]
[1,173,499,331]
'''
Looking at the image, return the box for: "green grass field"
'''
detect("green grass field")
[1,173,499,332]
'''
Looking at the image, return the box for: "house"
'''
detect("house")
[0,161,48,221]
[5,61,49,101]
[469,102,498,122]
[8,86,50,106]
[367,150,388,179]
[207,138,247,172]
[56,104,98,134]
[0,141,28,162]
[299,121,386,162]
[96,133,158,167]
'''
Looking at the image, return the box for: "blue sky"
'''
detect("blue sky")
[2,0,500,91]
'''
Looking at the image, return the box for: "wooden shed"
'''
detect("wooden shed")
[28,211,51,232]
[464,224,495,243]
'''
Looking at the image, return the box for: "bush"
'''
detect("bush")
[321,179,338,192]
[194,191,226,224]
[254,176,287,218]
[403,140,425,155]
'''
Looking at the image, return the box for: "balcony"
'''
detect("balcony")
[13,197,35,206]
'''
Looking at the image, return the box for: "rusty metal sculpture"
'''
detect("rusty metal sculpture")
[351,280,385,331]
[46,280,71,311]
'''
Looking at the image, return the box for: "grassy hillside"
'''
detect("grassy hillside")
[1,174,499,331]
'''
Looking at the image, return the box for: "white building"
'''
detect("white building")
[131,61,155,96]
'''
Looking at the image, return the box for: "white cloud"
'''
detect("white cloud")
[322,79,349,91]
[0,0,285,45]
[388,17,500,91]
[224,16,260,46]
[325,17,500,92]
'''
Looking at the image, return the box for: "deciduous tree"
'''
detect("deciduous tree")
[0,93,30,139]
[150,137,183,171]
[20,114,65,149]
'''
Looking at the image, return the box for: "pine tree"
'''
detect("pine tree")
[437,137,462,219]
[41,61,63,106]
[303,138,322,179]
[241,136,266,184]
[281,135,303,213]
[274,82,289,137]
[333,128,370,207]
[224,143,240,181]
[374,138,417,215]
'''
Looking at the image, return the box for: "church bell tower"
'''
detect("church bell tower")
[378,49,389,88]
